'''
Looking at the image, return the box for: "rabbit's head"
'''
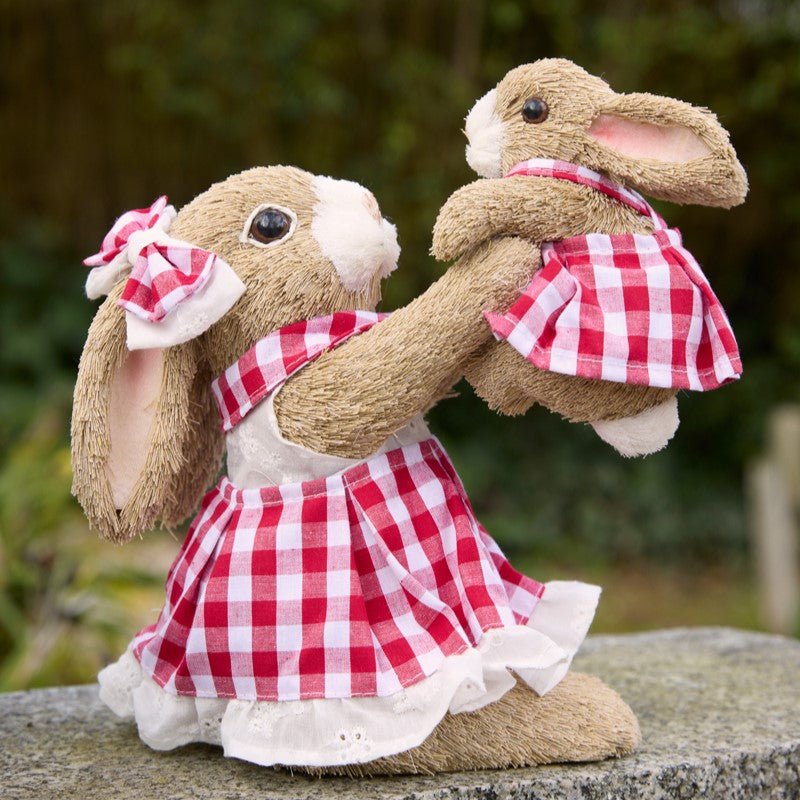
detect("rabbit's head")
[72,166,399,541]
[174,166,398,372]
[465,58,747,207]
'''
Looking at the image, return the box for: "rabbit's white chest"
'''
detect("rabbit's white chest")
[225,390,431,489]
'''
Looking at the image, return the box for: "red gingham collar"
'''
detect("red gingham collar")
[505,158,666,228]
[210,310,388,431]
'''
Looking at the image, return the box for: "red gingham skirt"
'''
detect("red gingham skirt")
[485,229,742,391]
[132,438,544,702]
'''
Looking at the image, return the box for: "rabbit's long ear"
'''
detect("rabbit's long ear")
[71,283,224,542]
[583,92,747,207]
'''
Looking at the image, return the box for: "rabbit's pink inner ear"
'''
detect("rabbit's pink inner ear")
[589,114,711,163]
[107,348,164,509]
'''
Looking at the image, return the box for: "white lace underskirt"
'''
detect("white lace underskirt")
[98,580,599,767]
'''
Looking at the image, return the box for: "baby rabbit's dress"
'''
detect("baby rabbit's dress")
[98,311,599,767]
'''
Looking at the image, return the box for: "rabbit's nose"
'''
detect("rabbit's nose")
[465,88,504,179]
[312,175,400,292]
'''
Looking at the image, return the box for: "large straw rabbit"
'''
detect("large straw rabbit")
[72,164,641,774]
[433,59,747,456]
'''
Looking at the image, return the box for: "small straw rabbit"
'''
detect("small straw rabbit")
[433,58,747,457]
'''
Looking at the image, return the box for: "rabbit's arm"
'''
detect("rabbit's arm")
[431,176,651,263]
[273,236,540,459]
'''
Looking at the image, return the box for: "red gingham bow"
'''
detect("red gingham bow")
[486,159,742,392]
[83,196,222,322]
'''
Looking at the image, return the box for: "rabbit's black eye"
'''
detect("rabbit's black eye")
[522,98,549,124]
[249,208,291,244]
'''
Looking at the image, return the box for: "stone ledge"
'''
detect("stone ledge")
[1,627,798,799]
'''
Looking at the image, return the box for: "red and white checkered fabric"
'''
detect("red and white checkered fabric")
[132,438,544,701]
[486,159,742,391]
[83,195,223,323]
[84,196,171,268]
[211,310,389,431]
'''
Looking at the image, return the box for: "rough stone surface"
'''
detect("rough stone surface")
[1,627,798,799]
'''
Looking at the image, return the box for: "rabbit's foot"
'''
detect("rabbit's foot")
[303,672,640,776]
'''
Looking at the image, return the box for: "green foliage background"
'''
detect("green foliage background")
[0,0,797,687]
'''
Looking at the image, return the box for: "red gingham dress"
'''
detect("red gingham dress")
[485,159,742,391]
[132,312,546,703]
